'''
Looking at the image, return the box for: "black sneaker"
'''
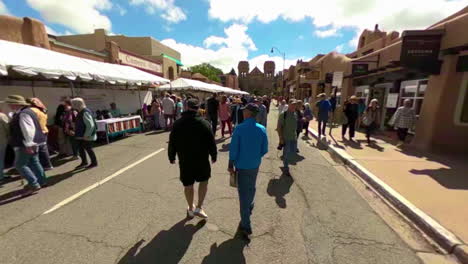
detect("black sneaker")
[22,185,41,196]
[86,164,98,169]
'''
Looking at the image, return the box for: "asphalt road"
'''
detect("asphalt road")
[0,109,427,264]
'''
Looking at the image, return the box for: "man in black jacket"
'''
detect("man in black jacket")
[206,93,219,136]
[169,98,217,219]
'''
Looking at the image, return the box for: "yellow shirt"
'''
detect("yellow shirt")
[30,107,49,134]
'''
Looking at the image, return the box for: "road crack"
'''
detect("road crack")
[39,230,126,249]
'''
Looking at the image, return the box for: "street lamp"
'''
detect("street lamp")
[271,47,286,96]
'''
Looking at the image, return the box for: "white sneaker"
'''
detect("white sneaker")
[187,207,195,219]
[194,207,208,219]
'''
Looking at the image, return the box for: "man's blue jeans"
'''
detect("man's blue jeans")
[14,148,46,187]
[237,168,259,233]
[283,140,297,169]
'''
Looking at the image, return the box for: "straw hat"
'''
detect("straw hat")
[350,95,358,100]
[317,93,326,98]
[1,95,30,106]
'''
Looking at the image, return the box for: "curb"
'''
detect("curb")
[307,127,468,264]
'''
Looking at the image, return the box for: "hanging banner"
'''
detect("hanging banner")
[332,71,344,88]
[400,30,444,74]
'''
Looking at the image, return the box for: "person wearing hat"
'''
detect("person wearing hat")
[4,95,47,194]
[229,102,268,239]
[277,99,298,175]
[71,98,98,169]
[206,93,220,136]
[342,95,359,141]
[169,98,217,219]
[231,98,244,127]
[315,93,332,138]
[254,99,268,127]
[27,98,53,170]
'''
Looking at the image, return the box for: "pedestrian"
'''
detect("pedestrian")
[28,98,53,170]
[278,100,288,114]
[109,102,122,118]
[175,97,184,120]
[54,98,67,156]
[277,99,298,176]
[295,100,304,140]
[362,99,381,144]
[262,95,271,114]
[168,98,217,219]
[315,93,332,138]
[207,93,219,136]
[231,98,244,127]
[218,95,232,137]
[4,95,47,195]
[0,108,9,183]
[303,103,313,137]
[389,99,416,147]
[71,98,98,169]
[357,99,366,129]
[342,95,359,141]
[229,103,268,239]
[150,100,162,130]
[255,99,268,127]
[62,99,79,159]
[162,93,175,131]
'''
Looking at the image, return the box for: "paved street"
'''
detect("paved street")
[0,110,431,264]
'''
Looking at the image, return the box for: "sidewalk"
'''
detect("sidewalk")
[307,119,468,258]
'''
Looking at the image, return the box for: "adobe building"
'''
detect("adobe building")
[55,29,181,80]
[238,61,277,95]
[293,7,468,153]
[219,68,239,90]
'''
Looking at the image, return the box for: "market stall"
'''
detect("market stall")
[97,115,143,144]
[158,78,248,95]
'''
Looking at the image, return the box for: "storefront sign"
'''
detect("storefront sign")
[400,30,444,74]
[332,71,344,88]
[386,93,399,108]
[118,51,162,74]
[352,64,368,75]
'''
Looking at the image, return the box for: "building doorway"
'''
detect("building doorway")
[168,66,174,80]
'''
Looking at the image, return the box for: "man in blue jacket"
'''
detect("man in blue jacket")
[228,103,268,239]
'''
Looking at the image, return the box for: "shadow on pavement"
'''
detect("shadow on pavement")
[0,188,31,206]
[201,238,248,264]
[267,171,294,208]
[145,130,167,136]
[117,218,206,264]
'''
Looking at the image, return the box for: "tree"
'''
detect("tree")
[189,63,223,83]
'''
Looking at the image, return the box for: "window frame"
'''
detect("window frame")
[454,72,468,126]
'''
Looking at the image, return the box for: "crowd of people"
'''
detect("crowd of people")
[0,95,99,195]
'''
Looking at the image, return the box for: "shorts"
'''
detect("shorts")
[179,164,211,186]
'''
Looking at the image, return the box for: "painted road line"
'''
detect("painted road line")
[43,148,165,215]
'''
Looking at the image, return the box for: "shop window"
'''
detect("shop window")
[461,89,468,123]
[456,73,468,124]
[399,79,427,116]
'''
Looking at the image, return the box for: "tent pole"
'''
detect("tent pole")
[31,80,36,97]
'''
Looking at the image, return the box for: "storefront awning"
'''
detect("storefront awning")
[0,40,170,85]
[161,53,183,66]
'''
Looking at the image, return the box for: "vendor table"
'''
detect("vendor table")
[96,116,143,143]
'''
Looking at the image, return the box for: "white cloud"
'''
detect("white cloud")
[26,0,112,33]
[248,54,304,73]
[0,0,7,14]
[315,28,340,38]
[116,4,127,16]
[130,0,186,23]
[45,25,58,35]
[207,0,467,49]
[161,23,301,74]
[335,44,344,53]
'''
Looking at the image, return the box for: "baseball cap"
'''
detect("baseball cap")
[186,98,200,109]
[241,103,259,113]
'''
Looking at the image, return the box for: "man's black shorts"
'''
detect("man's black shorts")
[179,164,211,187]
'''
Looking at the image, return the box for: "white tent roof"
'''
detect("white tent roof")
[159,78,248,95]
[0,39,169,85]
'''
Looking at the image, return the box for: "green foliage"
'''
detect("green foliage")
[189,63,223,83]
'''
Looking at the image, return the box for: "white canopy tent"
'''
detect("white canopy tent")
[0,39,170,85]
[159,78,248,95]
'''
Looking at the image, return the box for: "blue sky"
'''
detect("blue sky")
[1,0,466,73]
